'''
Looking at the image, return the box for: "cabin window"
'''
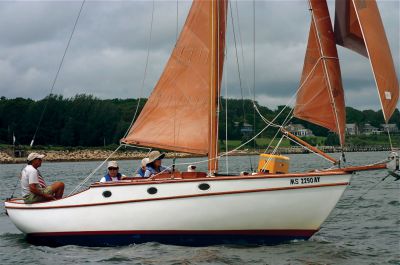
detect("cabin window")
[198,183,210,191]
[102,190,112,198]
[147,187,158,195]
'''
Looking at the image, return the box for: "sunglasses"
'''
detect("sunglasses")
[108,167,119,170]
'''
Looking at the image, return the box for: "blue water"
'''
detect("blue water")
[1,151,399,264]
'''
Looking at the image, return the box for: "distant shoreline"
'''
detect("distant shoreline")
[0,146,395,164]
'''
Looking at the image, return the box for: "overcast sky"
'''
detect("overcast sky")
[0,0,398,111]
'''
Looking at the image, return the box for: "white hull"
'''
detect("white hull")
[5,171,351,246]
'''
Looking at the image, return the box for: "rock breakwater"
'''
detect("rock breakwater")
[0,149,195,164]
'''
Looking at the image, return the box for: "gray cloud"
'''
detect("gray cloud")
[0,0,398,111]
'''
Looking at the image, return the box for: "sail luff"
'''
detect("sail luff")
[294,0,346,147]
[308,0,344,147]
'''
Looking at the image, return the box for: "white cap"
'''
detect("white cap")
[27,152,45,162]
[141,158,149,167]
[107,161,119,169]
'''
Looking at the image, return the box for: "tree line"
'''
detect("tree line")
[0,95,398,147]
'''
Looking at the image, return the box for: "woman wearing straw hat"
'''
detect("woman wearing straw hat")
[144,151,171,178]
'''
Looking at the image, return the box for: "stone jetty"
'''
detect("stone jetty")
[0,145,393,164]
[0,149,195,164]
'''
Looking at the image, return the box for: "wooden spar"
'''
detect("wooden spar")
[281,128,339,164]
[208,0,219,174]
[339,163,386,173]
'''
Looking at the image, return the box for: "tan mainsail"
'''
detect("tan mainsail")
[335,0,399,122]
[294,0,346,146]
[123,1,227,159]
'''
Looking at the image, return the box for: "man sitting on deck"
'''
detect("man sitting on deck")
[21,153,65,204]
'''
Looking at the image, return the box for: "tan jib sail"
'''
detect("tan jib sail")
[122,0,227,155]
[294,0,346,146]
[335,0,399,122]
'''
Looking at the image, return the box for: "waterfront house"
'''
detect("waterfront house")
[285,124,314,137]
[380,123,399,133]
[345,123,360,135]
[362,123,381,135]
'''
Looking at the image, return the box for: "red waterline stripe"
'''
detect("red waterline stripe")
[5,182,349,210]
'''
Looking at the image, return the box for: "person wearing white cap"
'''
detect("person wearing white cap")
[143,151,171,178]
[21,152,65,204]
[100,161,126,182]
[135,157,149,177]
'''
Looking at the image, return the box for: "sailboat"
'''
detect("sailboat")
[4,0,399,247]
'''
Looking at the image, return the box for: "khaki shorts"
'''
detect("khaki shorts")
[23,186,53,204]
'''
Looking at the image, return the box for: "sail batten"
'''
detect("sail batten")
[294,0,346,146]
[335,0,399,123]
[122,0,227,158]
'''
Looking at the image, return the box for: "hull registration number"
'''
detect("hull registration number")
[290,176,320,185]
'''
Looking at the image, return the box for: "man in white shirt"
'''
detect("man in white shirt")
[99,161,126,182]
[21,152,64,204]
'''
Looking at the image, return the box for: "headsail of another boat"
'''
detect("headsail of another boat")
[335,0,399,123]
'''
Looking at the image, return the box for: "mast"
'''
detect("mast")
[208,0,225,175]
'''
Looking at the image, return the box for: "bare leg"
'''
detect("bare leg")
[50,181,65,199]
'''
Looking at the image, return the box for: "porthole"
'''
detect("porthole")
[147,187,158,195]
[198,183,210,191]
[102,190,112,198]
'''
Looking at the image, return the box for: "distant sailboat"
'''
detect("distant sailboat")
[5,0,399,247]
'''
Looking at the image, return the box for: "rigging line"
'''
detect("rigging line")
[229,1,247,125]
[307,1,344,149]
[176,0,179,42]
[234,0,254,171]
[284,134,334,163]
[252,0,257,160]
[261,135,285,172]
[263,108,294,154]
[263,107,294,153]
[173,0,179,164]
[122,0,155,139]
[68,144,123,196]
[252,55,328,128]
[329,173,392,221]
[234,1,252,98]
[30,0,86,147]
[168,120,274,169]
[384,125,394,151]
[215,0,222,173]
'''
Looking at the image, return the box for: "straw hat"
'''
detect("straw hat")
[147,151,165,164]
[27,152,45,162]
[141,158,149,167]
